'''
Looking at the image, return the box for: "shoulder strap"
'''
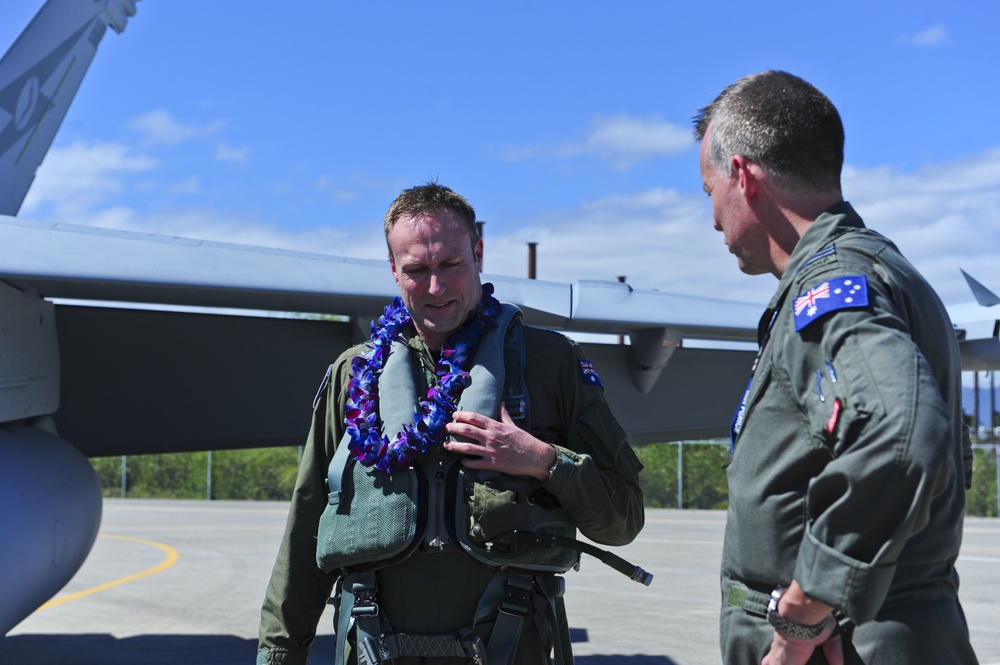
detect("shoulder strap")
[502,313,531,431]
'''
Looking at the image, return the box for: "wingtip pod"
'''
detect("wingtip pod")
[102,0,140,34]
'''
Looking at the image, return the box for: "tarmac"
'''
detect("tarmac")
[3,499,1000,665]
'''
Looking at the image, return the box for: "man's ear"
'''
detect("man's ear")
[389,250,400,286]
[731,154,759,201]
[473,238,483,271]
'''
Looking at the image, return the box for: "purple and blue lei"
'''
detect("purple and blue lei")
[344,283,501,472]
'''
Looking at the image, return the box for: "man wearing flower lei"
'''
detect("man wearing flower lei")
[257,183,644,665]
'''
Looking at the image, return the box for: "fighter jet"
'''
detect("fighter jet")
[1,0,997,637]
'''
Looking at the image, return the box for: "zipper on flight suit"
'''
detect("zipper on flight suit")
[416,348,451,551]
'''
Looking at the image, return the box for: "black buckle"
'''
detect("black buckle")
[499,574,533,617]
[463,635,487,665]
[351,582,379,617]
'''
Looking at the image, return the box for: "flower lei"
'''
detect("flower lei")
[344,283,501,472]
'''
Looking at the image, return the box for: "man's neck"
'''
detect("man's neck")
[767,192,843,278]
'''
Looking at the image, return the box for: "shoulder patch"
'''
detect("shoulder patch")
[579,359,604,389]
[795,241,837,274]
[793,275,869,332]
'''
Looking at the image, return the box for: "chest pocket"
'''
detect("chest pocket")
[316,439,424,574]
[451,467,579,573]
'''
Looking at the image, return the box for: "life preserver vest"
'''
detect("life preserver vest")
[316,303,579,575]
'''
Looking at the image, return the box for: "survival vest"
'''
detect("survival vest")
[316,303,578,577]
[314,303,651,665]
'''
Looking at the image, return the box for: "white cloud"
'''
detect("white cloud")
[900,24,949,46]
[20,140,157,218]
[127,110,224,146]
[165,176,202,194]
[501,114,692,170]
[21,132,1000,326]
[215,142,250,164]
[480,148,1000,309]
[842,147,1000,303]
[480,187,775,305]
[46,201,387,261]
[316,176,358,203]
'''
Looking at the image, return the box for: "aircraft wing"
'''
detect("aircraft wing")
[0,212,761,455]
[1,205,757,636]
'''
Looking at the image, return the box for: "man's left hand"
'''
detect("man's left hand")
[444,404,556,480]
[763,580,842,665]
[762,622,842,665]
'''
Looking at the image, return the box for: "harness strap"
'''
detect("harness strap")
[335,571,381,665]
[358,632,487,665]
[468,570,569,665]
[486,572,533,665]
[512,529,654,586]
[529,575,569,665]
[338,569,571,665]
[502,315,530,430]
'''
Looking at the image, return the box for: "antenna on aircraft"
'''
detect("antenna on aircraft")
[528,242,538,279]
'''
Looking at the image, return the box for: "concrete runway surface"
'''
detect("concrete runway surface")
[4,500,1000,665]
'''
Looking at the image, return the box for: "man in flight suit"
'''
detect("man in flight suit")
[694,71,978,664]
[256,182,644,664]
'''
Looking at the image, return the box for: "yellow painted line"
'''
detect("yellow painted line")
[37,535,179,611]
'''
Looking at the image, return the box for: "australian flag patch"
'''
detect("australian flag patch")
[579,359,604,389]
[793,275,869,331]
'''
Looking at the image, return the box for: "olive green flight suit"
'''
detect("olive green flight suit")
[720,202,978,664]
[258,322,644,665]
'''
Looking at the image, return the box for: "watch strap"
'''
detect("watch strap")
[766,586,831,640]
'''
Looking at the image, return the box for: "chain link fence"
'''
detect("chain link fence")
[94,438,1000,517]
[635,440,1000,517]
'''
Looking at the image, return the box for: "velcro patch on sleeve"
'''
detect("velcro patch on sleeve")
[793,275,869,332]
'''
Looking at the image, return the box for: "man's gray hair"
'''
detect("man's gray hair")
[693,71,844,194]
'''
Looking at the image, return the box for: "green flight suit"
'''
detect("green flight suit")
[721,202,978,664]
[258,321,644,665]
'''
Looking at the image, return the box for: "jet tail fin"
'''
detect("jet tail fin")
[0,0,140,216]
[960,269,1000,308]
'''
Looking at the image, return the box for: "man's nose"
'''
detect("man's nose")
[427,271,445,294]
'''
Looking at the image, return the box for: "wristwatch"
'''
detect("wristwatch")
[545,446,559,480]
[766,586,831,640]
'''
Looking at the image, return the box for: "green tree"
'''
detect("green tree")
[967,447,998,517]
[92,447,301,500]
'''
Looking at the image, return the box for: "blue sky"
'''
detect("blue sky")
[3,0,999,313]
